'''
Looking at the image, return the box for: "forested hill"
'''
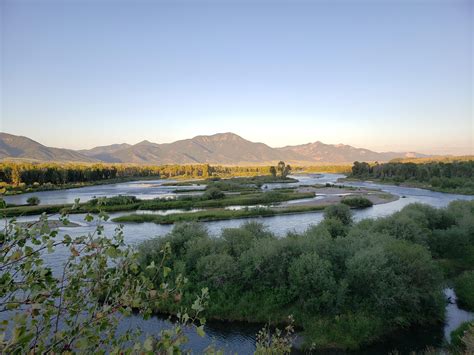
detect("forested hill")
[1,132,426,165]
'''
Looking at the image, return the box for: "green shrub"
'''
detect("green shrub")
[202,187,225,200]
[454,271,474,311]
[26,196,40,206]
[323,204,353,225]
[88,195,138,206]
[450,321,473,352]
[341,196,373,208]
[303,313,384,350]
[136,202,458,350]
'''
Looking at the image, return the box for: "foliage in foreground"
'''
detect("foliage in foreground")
[136,201,474,349]
[0,202,209,353]
[0,199,296,354]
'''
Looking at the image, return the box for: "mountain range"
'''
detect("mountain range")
[0,132,427,165]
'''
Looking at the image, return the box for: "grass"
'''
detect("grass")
[1,191,315,218]
[112,205,326,224]
[1,204,73,217]
[166,175,297,190]
[450,321,473,352]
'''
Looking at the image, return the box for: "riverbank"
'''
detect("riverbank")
[5,191,389,224]
[1,175,162,196]
[341,177,474,195]
[111,185,397,224]
[0,188,317,217]
[112,205,328,224]
[279,185,399,207]
[1,176,398,223]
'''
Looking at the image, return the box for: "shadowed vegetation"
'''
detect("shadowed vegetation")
[137,201,474,350]
[349,160,474,194]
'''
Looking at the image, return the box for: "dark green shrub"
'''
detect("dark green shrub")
[202,187,225,200]
[323,204,353,225]
[26,196,40,206]
[341,196,373,208]
[454,271,474,311]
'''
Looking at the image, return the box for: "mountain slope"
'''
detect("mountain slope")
[0,132,427,165]
[0,133,98,162]
[278,141,427,163]
[89,133,306,165]
[79,143,132,162]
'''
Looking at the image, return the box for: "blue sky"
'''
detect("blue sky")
[1,0,473,154]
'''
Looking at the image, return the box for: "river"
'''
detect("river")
[3,174,474,353]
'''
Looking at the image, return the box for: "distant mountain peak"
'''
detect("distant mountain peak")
[193,132,245,142]
[0,131,429,165]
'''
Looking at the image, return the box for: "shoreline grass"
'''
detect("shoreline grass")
[0,190,315,218]
[340,177,474,195]
[112,205,327,224]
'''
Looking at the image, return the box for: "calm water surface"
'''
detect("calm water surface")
[4,174,474,353]
[3,179,205,205]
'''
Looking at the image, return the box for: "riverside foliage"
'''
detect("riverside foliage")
[350,160,474,194]
[138,201,474,350]
[0,207,210,353]
[0,161,277,193]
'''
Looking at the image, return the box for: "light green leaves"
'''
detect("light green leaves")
[0,213,208,353]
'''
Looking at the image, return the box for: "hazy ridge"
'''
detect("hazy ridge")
[0,132,427,165]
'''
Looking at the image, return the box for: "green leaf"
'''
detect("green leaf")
[143,336,153,351]
[196,325,205,337]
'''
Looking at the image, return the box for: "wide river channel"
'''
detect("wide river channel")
[3,174,474,354]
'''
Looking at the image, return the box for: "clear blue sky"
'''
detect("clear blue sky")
[1,0,472,154]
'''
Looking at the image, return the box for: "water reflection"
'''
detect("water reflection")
[2,179,205,205]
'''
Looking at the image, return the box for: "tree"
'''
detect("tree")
[277,161,285,176]
[269,166,277,178]
[26,196,40,206]
[0,203,208,353]
[10,166,21,186]
[323,204,353,225]
[277,161,290,178]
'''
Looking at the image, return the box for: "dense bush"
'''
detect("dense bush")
[454,271,474,311]
[341,196,373,208]
[26,196,40,206]
[202,187,225,200]
[323,203,353,225]
[134,201,474,350]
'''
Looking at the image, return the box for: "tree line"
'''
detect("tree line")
[0,162,276,187]
[350,160,474,193]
